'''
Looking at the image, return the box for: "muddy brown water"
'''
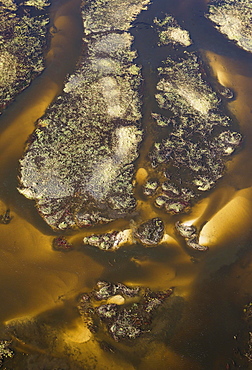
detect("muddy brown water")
[0,0,252,368]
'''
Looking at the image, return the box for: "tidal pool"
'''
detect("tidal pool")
[0,0,252,369]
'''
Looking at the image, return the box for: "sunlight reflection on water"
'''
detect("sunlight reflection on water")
[0,0,252,368]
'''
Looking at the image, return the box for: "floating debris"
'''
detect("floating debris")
[19,0,151,230]
[78,281,173,342]
[151,112,175,127]
[0,209,12,224]
[245,332,252,362]
[218,85,234,100]
[93,281,140,301]
[83,229,131,250]
[135,217,164,245]
[244,302,252,362]
[161,182,180,196]
[186,236,208,252]
[143,178,159,196]
[244,302,252,321]
[207,0,252,53]
[165,200,189,214]
[153,182,194,210]
[0,0,50,113]
[52,236,73,252]
[0,340,13,367]
[154,14,192,47]
[175,222,197,239]
[175,221,208,251]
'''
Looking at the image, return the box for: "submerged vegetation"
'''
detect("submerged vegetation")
[0,0,252,368]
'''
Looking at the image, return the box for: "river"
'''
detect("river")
[0,0,251,368]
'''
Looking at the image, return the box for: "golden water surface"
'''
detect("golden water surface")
[0,0,251,368]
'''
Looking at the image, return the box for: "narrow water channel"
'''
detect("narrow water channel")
[0,0,251,369]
